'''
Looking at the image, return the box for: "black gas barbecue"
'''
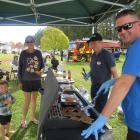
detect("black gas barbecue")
[37,69,113,140]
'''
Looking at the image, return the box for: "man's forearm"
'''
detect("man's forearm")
[101,74,135,118]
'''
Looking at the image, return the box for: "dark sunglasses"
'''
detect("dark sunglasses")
[115,21,138,32]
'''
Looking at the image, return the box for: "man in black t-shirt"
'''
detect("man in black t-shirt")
[85,33,118,114]
[51,55,59,70]
[60,50,64,61]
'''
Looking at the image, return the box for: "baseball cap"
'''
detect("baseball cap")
[25,35,35,43]
[87,33,102,43]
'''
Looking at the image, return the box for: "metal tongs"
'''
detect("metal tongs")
[81,67,87,77]
[81,94,99,110]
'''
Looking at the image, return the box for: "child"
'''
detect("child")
[0,80,16,140]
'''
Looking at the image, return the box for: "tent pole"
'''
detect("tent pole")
[92,23,98,34]
[92,26,95,34]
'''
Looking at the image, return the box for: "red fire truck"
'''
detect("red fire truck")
[68,39,120,62]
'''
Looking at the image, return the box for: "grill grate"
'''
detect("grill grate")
[48,101,63,119]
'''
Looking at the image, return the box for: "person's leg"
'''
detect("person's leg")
[2,124,10,140]
[126,127,140,140]
[4,115,12,137]
[90,84,100,119]
[90,84,98,100]
[22,92,31,127]
[30,80,41,124]
[5,123,10,137]
[0,125,5,140]
[95,91,109,113]
[31,92,38,123]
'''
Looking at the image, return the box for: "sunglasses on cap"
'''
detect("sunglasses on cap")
[115,21,138,32]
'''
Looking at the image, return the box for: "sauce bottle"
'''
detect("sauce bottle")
[68,70,71,80]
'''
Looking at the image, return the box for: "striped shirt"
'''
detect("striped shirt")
[0,92,16,116]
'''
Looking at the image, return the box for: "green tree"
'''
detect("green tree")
[97,15,118,40]
[56,26,92,40]
[40,27,69,52]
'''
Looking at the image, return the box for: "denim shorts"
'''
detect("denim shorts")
[22,80,41,92]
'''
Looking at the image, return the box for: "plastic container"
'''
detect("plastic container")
[63,70,66,78]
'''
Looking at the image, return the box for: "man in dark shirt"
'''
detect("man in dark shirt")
[51,55,59,71]
[85,33,118,114]
[60,50,64,61]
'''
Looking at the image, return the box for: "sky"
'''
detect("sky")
[0,26,46,43]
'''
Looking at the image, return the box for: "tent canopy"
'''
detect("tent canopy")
[0,0,134,26]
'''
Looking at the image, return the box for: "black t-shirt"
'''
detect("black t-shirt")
[18,49,44,82]
[51,58,59,68]
[90,49,115,85]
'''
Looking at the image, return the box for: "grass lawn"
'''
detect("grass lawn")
[0,54,127,140]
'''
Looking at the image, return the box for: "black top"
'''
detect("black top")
[90,49,115,85]
[18,49,44,82]
[51,58,59,70]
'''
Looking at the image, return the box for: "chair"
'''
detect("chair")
[10,64,18,82]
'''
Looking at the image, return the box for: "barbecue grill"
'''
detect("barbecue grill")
[37,69,113,140]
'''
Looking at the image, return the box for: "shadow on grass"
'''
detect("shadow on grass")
[10,122,38,140]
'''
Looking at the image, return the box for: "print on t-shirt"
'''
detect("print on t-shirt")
[26,56,39,73]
